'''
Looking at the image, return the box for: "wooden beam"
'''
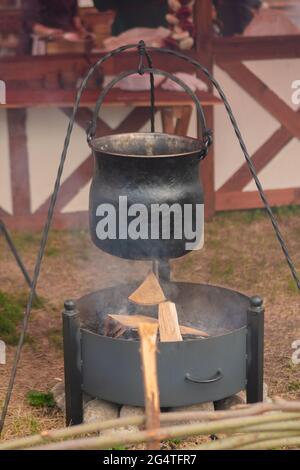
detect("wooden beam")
[7,109,31,216]
[219,62,300,139]
[219,125,294,192]
[61,107,112,137]
[174,106,193,136]
[0,208,11,218]
[3,87,219,109]
[214,35,300,62]
[0,52,196,84]
[114,107,152,134]
[0,211,88,231]
[194,1,215,219]
[35,155,93,214]
[201,107,215,220]
[216,187,300,211]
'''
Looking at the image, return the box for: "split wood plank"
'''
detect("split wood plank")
[158,301,182,342]
[107,314,209,338]
[128,272,166,306]
[138,322,160,450]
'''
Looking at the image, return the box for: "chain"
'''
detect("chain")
[138,40,155,132]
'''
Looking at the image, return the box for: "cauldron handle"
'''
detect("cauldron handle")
[87,67,213,159]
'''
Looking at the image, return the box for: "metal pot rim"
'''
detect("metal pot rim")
[90,132,206,159]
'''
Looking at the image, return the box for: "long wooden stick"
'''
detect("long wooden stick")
[2,402,300,450]
[0,402,284,450]
[196,431,300,451]
[29,412,300,450]
[138,322,160,450]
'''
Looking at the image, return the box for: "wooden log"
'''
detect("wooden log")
[158,301,183,342]
[128,272,166,306]
[138,322,160,450]
[106,314,209,338]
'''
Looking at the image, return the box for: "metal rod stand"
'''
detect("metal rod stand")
[62,300,83,426]
[0,219,32,288]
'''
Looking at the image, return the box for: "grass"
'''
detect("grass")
[45,246,61,258]
[287,381,300,392]
[167,438,182,445]
[11,415,41,436]
[0,290,46,345]
[0,291,24,345]
[26,391,55,408]
[287,279,299,295]
[48,328,63,350]
[209,258,235,283]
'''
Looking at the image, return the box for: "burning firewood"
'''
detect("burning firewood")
[128,271,166,306]
[158,301,183,342]
[105,314,209,339]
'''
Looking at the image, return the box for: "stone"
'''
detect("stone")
[110,405,145,434]
[96,405,145,438]
[83,398,119,424]
[51,382,93,412]
[263,382,272,403]
[51,382,65,411]
[214,391,246,411]
[169,401,215,424]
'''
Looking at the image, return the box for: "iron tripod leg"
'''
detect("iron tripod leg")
[0,219,32,288]
[62,300,83,425]
[246,296,264,403]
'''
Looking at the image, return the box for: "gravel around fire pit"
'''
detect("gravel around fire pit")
[0,208,299,444]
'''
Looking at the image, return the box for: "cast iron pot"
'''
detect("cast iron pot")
[89,132,206,260]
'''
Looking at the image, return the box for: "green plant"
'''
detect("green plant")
[287,381,300,392]
[26,391,55,408]
[45,246,60,257]
[167,438,182,445]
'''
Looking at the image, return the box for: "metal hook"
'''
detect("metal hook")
[137,40,146,75]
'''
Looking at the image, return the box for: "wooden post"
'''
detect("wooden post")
[7,108,31,216]
[138,323,160,450]
[194,0,215,220]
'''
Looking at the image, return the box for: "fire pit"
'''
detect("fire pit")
[63,281,264,425]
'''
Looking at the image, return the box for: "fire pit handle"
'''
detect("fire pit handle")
[185,369,223,384]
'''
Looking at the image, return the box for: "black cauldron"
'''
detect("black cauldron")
[89,132,206,260]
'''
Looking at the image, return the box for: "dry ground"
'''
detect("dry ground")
[0,207,299,444]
